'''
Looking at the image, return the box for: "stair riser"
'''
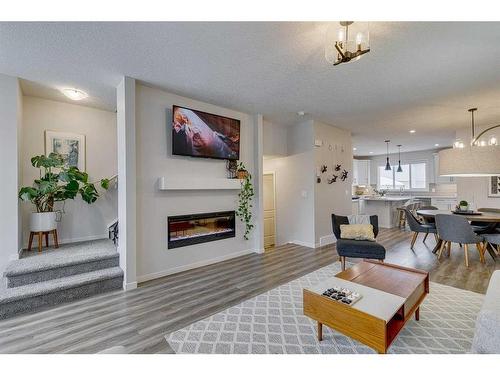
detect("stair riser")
[0,276,123,320]
[7,257,119,288]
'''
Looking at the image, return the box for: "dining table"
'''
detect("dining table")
[416,209,500,258]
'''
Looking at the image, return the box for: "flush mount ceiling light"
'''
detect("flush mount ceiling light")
[61,88,88,101]
[439,108,500,177]
[384,140,391,171]
[325,21,370,66]
[396,145,403,172]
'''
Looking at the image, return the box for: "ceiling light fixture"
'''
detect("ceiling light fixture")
[325,21,370,66]
[384,140,391,171]
[434,143,440,147]
[409,130,416,134]
[439,108,500,177]
[62,88,88,101]
[353,147,357,151]
[396,145,403,172]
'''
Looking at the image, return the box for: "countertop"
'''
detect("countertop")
[361,196,411,202]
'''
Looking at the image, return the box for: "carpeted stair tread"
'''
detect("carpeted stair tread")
[0,267,123,305]
[4,240,118,277]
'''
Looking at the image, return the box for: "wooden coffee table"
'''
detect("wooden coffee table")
[303,261,429,354]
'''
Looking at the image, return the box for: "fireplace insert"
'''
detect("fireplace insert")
[167,211,236,249]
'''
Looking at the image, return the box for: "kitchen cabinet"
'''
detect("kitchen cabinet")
[431,197,458,211]
[353,159,370,186]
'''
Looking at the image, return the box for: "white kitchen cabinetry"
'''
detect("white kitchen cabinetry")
[431,197,458,211]
[352,159,370,186]
[433,154,455,184]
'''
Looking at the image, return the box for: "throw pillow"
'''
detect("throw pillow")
[340,224,375,241]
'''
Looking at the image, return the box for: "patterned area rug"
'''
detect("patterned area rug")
[165,262,484,354]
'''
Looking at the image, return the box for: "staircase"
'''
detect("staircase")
[0,239,123,320]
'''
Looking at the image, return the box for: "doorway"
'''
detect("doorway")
[263,172,276,250]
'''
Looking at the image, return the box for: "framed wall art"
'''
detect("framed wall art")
[45,130,86,171]
[488,175,500,198]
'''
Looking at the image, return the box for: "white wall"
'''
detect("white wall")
[0,74,22,273]
[263,120,352,248]
[117,77,138,289]
[263,151,315,247]
[21,96,118,245]
[313,120,352,246]
[263,120,287,157]
[135,84,259,282]
[455,126,500,209]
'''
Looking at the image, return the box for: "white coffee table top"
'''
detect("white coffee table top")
[305,276,406,322]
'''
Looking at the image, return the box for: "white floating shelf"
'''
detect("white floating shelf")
[158,177,242,191]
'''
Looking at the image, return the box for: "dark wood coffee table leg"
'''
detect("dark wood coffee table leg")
[432,238,443,254]
[317,322,323,341]
[415,307,420,321]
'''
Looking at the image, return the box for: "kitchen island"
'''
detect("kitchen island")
[359,196,410,228]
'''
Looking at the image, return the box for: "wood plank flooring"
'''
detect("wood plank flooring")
[0,227,497,354]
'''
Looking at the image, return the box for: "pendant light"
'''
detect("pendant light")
[384,140,391,171]
[439,108,500,177]
[396,145,403,172]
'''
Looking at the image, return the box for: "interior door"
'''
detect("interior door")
[263,173,276,250]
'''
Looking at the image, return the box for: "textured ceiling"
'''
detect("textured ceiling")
[1,22,500,155]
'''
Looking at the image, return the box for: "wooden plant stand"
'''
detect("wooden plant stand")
[28,229,59,253]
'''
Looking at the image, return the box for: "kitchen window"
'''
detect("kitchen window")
[378,162,427,190]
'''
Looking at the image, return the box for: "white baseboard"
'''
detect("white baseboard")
[290,240,316,248]
[319,234,336,247]
[136,249,255,283]
[124,281,137,291]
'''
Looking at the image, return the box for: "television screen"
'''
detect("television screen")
[172,105,240,160]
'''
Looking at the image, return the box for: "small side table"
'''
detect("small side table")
[28,230,59,253]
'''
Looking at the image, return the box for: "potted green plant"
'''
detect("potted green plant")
[18,153,110,232]
[236,162,249,180]
[236,162,254,240]
[459,200,469,211]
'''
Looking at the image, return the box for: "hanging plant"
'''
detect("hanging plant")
[236,162,254,240]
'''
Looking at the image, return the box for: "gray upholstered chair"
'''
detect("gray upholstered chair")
[483,233,500,257]
[470,208,500,234]
[435,214,486,267]
[331,214,386,271]
[417,205,438,223]
[404,208,437,249]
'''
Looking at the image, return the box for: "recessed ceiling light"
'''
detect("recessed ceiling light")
[62,88,88,101]
[434,143,439,147]
[297,111,306,116]
[409,130,416,133]
[353,147,357,151]
[369,151,374,154]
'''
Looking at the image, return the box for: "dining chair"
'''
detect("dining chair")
[404,208,437,249]
[435,214,486,267]
[417,205,438,225]
[483,233,500,257]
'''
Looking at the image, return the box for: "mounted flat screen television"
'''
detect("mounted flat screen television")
[172,105,240,160]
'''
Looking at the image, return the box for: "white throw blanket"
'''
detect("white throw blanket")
[347,214,371,225]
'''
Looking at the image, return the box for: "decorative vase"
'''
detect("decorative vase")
[30,212,57,232]
[459,204,469,212]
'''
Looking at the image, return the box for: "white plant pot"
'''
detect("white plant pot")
[459,205,469,212]
[30,212,57,232]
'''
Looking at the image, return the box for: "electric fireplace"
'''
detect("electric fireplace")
[167,211,236,249]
